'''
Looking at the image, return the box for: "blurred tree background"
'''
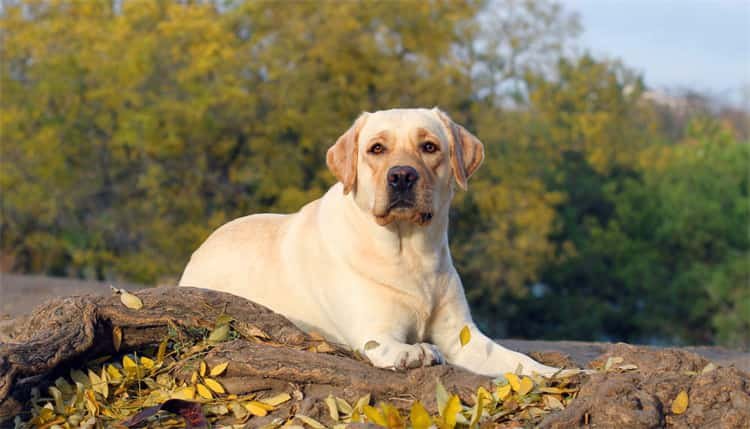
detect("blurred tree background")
[1,0,748,349]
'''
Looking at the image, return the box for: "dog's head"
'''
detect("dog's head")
[327,108,484,226]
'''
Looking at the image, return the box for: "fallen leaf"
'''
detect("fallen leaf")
[364,340,380,351]
[157,339,168,363]
[505,373,521,393]
[112,327,122,352]
[140,356,155,370]
[701,363,717,374]
[363,405,387,426]
[196,383,213,400]
[208,324,230,343]
[518,376,534,396]
[172,387,196,400]
[209,362,229,377]
[544,395,565,410]
[671,390,689,414]
[120,291,143,310]
[436,380,451,414]
[295,414,326,429]
[199,361,207,377]
[410,401,432,429]
[260,392,291,407]
[459,325,471,347]
[334,397,352,415]
[443,395,461,428]
[244,401,268,417]
[203,378,225,394]
[325,395,339,421]
[496,384,512,400]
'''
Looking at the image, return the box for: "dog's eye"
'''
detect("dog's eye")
[369,143,386,155]
[421,142,438,153]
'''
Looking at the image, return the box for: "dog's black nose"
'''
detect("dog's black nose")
[387,166,419,192]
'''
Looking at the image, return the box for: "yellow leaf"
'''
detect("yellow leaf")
[335,397,352,415]
[544,395,565,410]
[210,362,229,377]
[106,365,122,382]
[244,401,268,416]
[203,378,225,394]
[196,383,213,400]
[496,384,512,401]
[459,325,471,347]
[140,356,155,370]
[518,376,534,396]
[671,390,689,414]
[442,395,461,429]
[260,392,291,407]
[410,401,432,429]
[505,373,521,392]
[200,361,207,377]
[120,291,143,310]
[354,393,371,412]
[381,402,404,428]
[112,326,122,352]
[84,389,99,416]
[363,405,387,426]
[325,395,339,421]
[123,355,138,377]
[172,386,196,400]
[88,369,108,399]
[295,414,326,429]
[157,339,168,363]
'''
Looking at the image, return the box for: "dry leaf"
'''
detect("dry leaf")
[671,390,689,414]
[505,373,521,393]
[171,387,196,400]
[363,405,386,426]
[443,395,461,428]
[496,384,512,401]
[459,325,471,347]
[244,401,269,417]
[208,324,230,343]
[120,291,143,310]
[203,378,225,394]
[544,395,564,410]
[518,376,534,396]
[140,356,155,370]
[364,340,380,351]
[410,401,432,429]
[112,327,122,352]
[295,414,326,429]
[156,339,168,363]
[199,361,207,377]
[260,392,291,407]
[210,362,229,377]
[334,397,352,415]
[196,383,213,400]
[325,395,339,421]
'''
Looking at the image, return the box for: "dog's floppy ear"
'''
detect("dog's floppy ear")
[433,108,484,190]
[327,112,369,194]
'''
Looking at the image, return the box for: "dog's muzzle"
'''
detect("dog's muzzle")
[387,165,419,209]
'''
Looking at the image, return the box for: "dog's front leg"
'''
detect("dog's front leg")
[428,274,559,377]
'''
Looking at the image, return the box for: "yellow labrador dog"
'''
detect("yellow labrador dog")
[179,108,558,377]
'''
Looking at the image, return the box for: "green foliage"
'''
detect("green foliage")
[1,0,747,348]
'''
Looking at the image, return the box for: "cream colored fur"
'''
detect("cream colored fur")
[179,108,559,376]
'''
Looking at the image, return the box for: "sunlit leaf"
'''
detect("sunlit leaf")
[671,390,689,414]
[260,392,291,407]
[325,395,339,421]
[363,405,387,426]
[200,361,207,377]
[295,414,326,429]
[496,384,512,401]
[203,378,225,394]
[244,401,269,416]
[196,383,213,400]
[459,325,471,347]
[504,373,521,393]
[157,339,168,363]
[410,401,432,429]
[436,380,450,414]
[210,362,229,377]
[442,395,461,429]
[120,291,143,310]
[518,376,534,396]
[140,356,155,370]
[171,387,196,400]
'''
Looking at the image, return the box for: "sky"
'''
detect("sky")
[562,0,749,105]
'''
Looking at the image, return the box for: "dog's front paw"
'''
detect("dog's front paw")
[364,340,445,371]
[394,343,444,370]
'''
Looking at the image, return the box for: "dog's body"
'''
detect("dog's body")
[180,108,558,376]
